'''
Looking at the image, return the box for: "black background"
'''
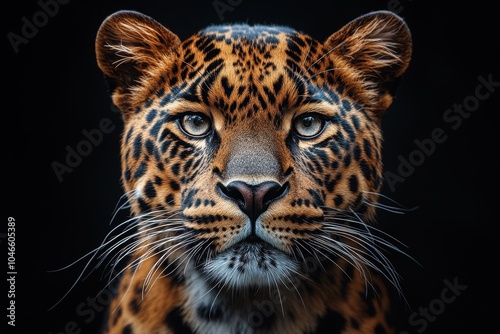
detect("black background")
[5,0,499,333]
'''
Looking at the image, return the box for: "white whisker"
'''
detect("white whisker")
[316,197,419,306]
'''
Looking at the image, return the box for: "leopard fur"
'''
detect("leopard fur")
[95,9,411,334]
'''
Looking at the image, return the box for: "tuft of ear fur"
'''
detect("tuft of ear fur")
[325,11,412,115]
[95,10,180,114]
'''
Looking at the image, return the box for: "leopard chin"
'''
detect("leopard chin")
[202,237,300,289]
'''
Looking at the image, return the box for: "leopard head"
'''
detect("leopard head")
[96,10,411,290]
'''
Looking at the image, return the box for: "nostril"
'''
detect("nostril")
[261,182,289,207]
[217,181,289,222]
[217,182,249,208]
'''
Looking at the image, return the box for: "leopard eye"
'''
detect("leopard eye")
[179,114,211,138]
[293,113,326,138]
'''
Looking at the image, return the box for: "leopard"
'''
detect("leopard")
[94,8,412,334]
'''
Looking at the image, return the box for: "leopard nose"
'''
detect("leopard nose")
[218,181,288,222]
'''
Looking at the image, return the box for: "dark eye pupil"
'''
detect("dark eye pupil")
[302,117,314,127]
[191,115,204,126]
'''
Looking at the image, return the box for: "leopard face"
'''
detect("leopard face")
[96,10,411,333]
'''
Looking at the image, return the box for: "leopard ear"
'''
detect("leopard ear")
[95,10,180,114]
[325,11,412,113]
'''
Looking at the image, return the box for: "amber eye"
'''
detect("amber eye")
[179,114,211,138]
[293,113,326,138]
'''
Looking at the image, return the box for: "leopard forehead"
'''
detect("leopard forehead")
[97,10,412,127]
[183,24,311,111]
[132,23,364,123]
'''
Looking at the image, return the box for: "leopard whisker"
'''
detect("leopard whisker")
[322,222,406,256]
[275,258,310,315]
[304,38,350,75]
[182,240,208,277]
[109,231,173,275]
[143,235,198,289]
[312,236,367,275]
[52,206,185,310]
[46,203,144,310]
[194,239,215,269]
[100,216,186,277]
[49,210,140,274]
[320,213,412,300]
[143,234,209,294]
[100,228,191,294]
[304,67,355,83]
[109,258,141,314]
[114,236,189,298]
[318,214,401,285]
[298,237,360,281]
[323,206,412,252]
[268,269,286,317]
[209,275,230,319]
[286,270,308,314]
[180,59,222,99]
[321,233,398,286]
[362,190,419,214]
[309,235,378,294]
[298,37,314,78]
[108,190,135,226]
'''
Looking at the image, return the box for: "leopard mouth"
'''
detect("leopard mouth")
[201,235,299,289]
[237,235,266,247]
[230,235,276,260]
